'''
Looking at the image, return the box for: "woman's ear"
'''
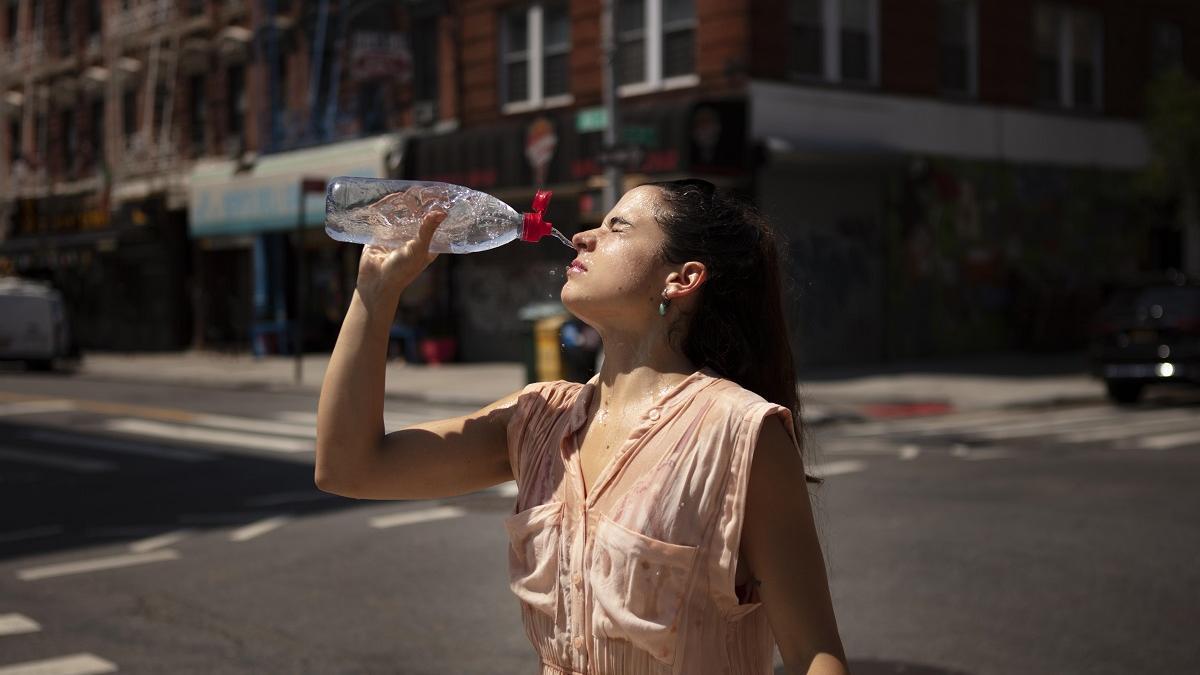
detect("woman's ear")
[665,262,707,300]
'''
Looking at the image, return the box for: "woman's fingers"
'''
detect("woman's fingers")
[414,209,448,259]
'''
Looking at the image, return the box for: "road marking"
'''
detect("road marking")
[191,414,316,438]
[980,410,1200,442]
[17,549,179,581]
[960,449,1013,461]
[0,447,115,473]
[278,408,467,430]
[104,419,312,453]
[129,529,192,553]
[0,654,117,675]
[0,613,40,637]
[0,526,63,544]
[817,438,900,455]
[0,400,77,417]
[1134,429,1200,451]
[838,409,1029,438]
[370,506,467,529]
[492,481,519,498]
[809,460,867,478]
[177,512,267,525]
[898,444,921,460]
[1057,415,1200,444]
[229,516,292,542]
[84,526,168,539]
[245,491,335,507]
[25,430,214,463]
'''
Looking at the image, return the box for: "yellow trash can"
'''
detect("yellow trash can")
[533,315,568,382]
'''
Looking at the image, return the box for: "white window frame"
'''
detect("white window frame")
[789,0,880,86]
[939,0,978,97]
[617,0,699,98]
[1036,4,1104,111]
[501,3,574,114]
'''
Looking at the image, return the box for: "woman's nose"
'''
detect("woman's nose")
[571,229,595,251]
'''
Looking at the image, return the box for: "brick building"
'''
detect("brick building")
[2,1,1196,363]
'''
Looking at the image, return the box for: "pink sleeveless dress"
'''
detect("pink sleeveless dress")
[504,368,799,675]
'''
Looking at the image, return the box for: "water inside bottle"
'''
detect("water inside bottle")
[549,228,575,250]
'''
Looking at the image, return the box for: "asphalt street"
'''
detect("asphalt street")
[0,372,1197,675]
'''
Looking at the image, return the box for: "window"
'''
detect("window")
[61,108,77,171]
[1150,21,1183,77]
[790,0,823,78]
[88,0,100,38]
[89,98,104,166]
[35,112,46,162]
[789,0,879,85]
[616,0,696,92]
[616,0,645,86]
[189,74,206,154]
[58,0,71,55]
[661,0,695,78]
[501,3,571,110]
[939,0,977,96]
[122,88,138,142]
[5,0,17,44]
[411,13,439,103]
[227,64,245,141]
[1035,5,1103,111]
[7,119,20,164]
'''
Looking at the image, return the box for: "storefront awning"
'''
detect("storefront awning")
[188,133,406,237]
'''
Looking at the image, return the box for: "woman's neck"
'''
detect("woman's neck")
[592,325,696,413]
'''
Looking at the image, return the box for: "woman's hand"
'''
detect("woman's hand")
[355,208,447,312]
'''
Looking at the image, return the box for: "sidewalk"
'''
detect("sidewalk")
[797,351,1105,423]
[70,348,1104,417]
[68,349,1106,422]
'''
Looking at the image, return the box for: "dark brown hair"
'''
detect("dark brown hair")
[645,179,812,478]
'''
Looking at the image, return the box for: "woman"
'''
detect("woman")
[315,179,848,675]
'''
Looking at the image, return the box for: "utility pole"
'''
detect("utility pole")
[601,0,622,210]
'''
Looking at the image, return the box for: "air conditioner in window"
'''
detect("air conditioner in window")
[412,100,437,127]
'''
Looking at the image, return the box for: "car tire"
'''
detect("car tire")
[1105,380,1144,405]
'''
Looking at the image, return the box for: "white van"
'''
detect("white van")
[0,277,76,370]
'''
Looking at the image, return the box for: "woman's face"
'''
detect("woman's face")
[560,186,672,328]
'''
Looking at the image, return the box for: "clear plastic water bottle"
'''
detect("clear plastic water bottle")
[324,177,566,253]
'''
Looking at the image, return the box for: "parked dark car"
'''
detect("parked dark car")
[1089,278,1200,404]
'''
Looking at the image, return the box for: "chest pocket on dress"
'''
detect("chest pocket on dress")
[589,514,698,665]
[504,500,564,618]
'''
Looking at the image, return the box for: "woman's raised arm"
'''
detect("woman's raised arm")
[315,209,518,500]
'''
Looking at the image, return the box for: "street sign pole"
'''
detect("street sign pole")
[601,0,622,211]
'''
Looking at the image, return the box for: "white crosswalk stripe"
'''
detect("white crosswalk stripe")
[0,400,77,417]
[17,549,180,581]
[0,613,40,637]
[25,430,214,462]
[817,403,1200,458]
[370,506,467,529]
[0,654,117,675]
[103,418,311,453]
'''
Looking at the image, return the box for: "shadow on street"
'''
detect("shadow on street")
[0,418,504,563]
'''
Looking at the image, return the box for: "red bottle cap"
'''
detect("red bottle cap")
[520,190,554,242]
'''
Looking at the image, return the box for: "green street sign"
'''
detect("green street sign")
[576,107,608,133]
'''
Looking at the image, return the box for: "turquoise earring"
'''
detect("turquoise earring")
[658,294,670,317]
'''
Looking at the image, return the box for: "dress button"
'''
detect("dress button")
[647,408,661,421]
[573,636,585,649]
[573,573,583,587]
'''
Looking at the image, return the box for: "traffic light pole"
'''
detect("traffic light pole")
[601,0,623,211]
